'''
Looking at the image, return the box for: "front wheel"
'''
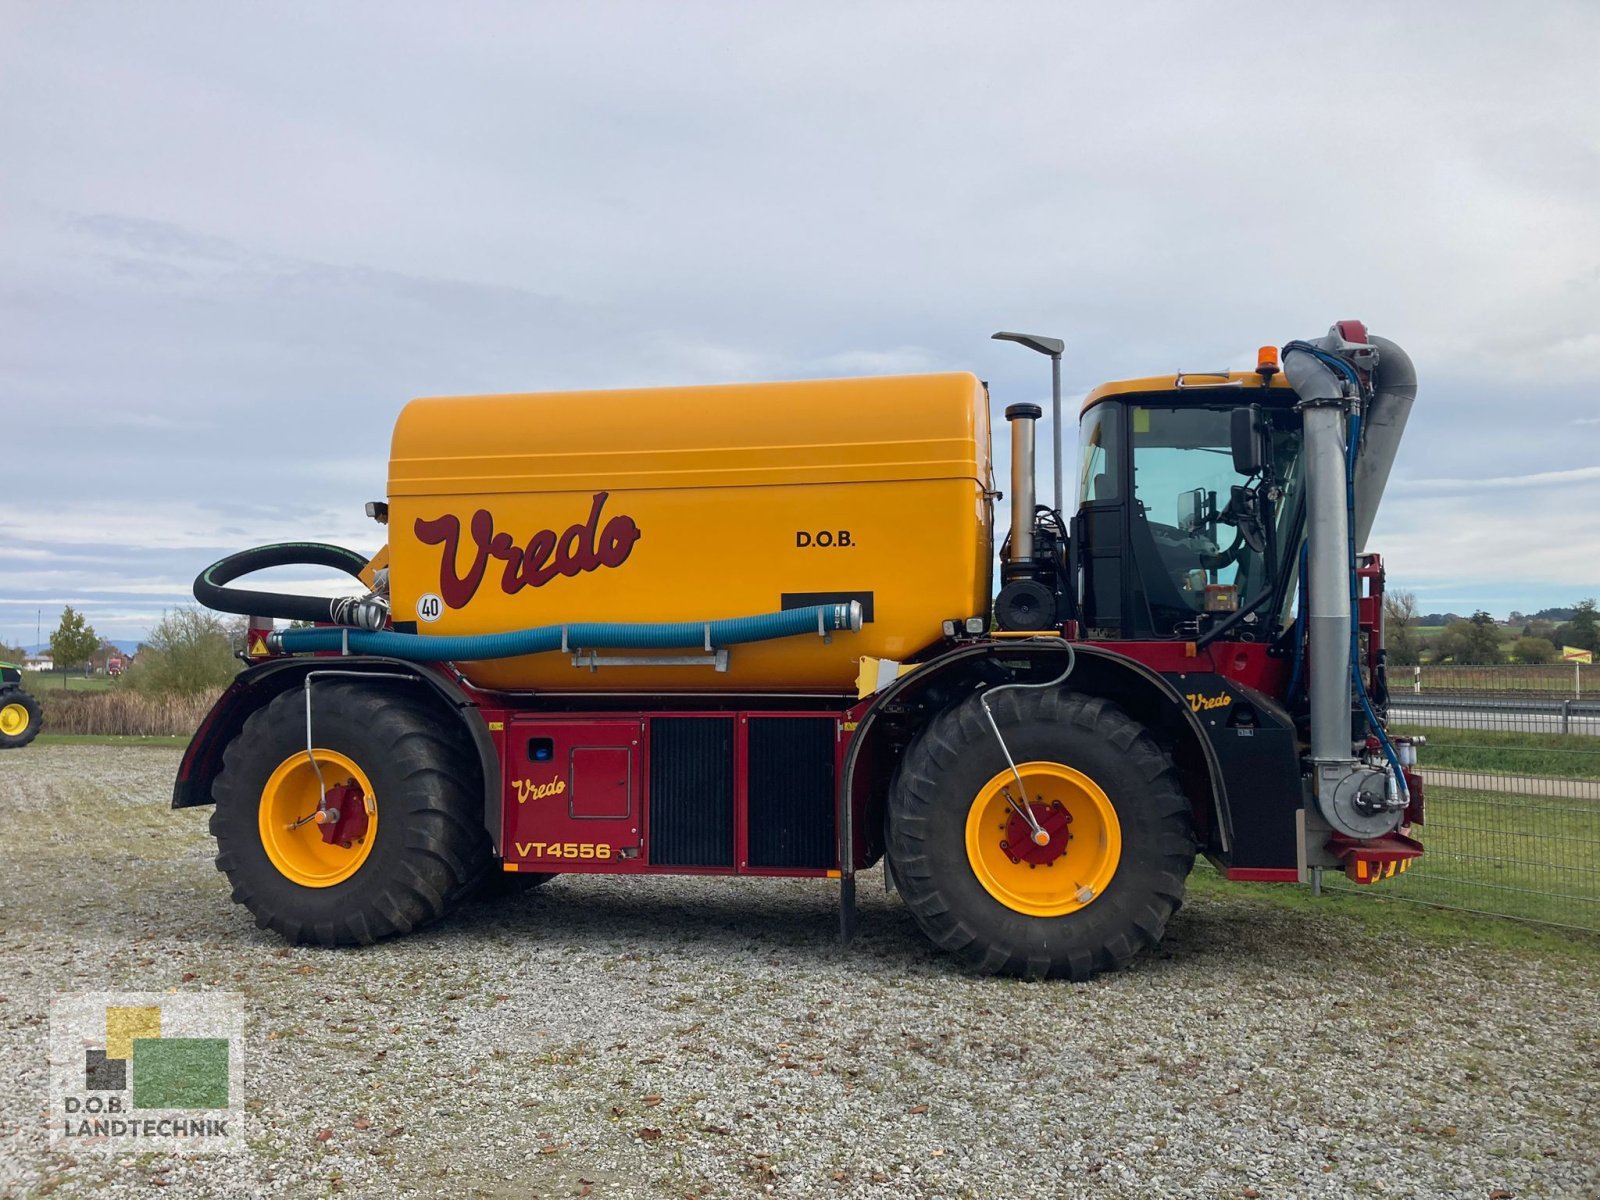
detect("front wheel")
[886,688,1195,980]
[0,690,41,749]
[210,682,492,945]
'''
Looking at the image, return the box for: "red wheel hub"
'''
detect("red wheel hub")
[317,780,370,848]
[999,800,1072,867]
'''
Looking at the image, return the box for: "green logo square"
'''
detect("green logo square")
[131,1038,230,1110]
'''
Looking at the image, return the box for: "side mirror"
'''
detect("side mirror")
[1231,405,1265,476]
[1177,488,1205,532]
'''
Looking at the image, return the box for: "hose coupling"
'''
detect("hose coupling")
[330,594,391,632]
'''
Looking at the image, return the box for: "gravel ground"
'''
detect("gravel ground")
[1,744,1597,1200]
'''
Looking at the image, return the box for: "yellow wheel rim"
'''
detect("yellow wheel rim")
[964,761,1122,917]
[258,750,378,888]
[0,702,29,737]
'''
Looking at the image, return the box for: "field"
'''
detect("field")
[1370,786,1600,929]
[1406,628,1598,693]
[1,744,1597,1199]
[1407,662,1598,695]
[1370,722,1600,934]
[1391,724,1600,780]
[19,670,114,693]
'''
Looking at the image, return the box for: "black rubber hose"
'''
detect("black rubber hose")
[193,543,371,624]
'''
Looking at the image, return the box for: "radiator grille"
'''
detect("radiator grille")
[748,718,836,869]
[647,717,735,868]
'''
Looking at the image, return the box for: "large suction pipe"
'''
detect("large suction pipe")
[1352,335,1417,550]
[1282,345,1355,765]
[1006,402,1041,561]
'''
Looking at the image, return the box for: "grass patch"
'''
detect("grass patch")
[1189,862,1600,962]
[22,671,114,692]
[1204,780,1600,947]
[33,733,190,748]
[1376,786,1600,928]
[1194,777,1600,952]
[1393,724,1600,780]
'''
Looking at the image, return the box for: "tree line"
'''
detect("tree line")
[1384,594,1598,666]
[5,606,246,695]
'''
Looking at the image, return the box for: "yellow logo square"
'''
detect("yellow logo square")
[105,1006,161,1061]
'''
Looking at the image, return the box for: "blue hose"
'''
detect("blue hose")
[274,602,861,662]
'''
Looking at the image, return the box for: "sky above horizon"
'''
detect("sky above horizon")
[2,2,1598,646]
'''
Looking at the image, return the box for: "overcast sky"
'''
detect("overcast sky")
[2,2,1597,647]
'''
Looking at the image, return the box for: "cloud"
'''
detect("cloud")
[1397,465,1600,493]
[1,2,1598,640]
[1375,483,1600,593]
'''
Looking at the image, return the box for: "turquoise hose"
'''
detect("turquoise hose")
[273,602,862,662]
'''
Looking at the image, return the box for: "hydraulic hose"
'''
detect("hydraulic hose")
[272,602,864,662]
[194,543,372,625]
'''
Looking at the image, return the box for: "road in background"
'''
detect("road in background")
[1391,698,1600,736]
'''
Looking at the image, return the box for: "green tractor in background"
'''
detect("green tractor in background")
[1,663,41,749]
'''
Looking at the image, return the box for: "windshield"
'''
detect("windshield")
[1078,404,1120,502]
[1129,404,1302,633]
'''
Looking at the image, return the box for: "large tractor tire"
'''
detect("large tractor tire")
[0,689,41,749]
[886,687,1195,981]
[210,681,492,945]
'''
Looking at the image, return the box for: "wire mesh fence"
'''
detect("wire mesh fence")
[1330,672,1600,932]
[1402,662,1595,697]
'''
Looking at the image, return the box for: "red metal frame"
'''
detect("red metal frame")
[494,705,848,879]
[434,614,1411,890]
[1225,867,1300,883]
[1358,552,1384,694]
[1091,639,1289,696]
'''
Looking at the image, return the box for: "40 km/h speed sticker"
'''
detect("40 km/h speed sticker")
[415,593,443,623]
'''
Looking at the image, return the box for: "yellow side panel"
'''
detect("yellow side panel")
[386,373,994,694]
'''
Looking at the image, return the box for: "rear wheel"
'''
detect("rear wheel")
[211,682,491,945]
[0,690,41,749]
[886,687,1194,980]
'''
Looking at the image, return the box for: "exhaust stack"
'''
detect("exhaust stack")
[1005,402,1040,562]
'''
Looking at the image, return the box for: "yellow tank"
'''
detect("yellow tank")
[385,373,995,693]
